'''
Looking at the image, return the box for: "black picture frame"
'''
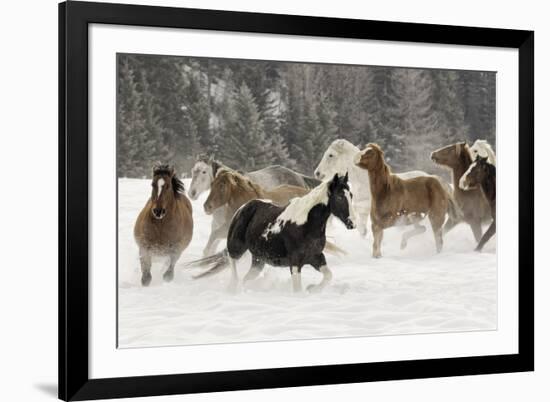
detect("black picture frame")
[59,1,534,400]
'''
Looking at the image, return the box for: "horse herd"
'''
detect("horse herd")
[133,139,496,291]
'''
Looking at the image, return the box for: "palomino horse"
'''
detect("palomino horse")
[188,154,319,256]
[459,155,496,251]
[194,174,356,293]
[431,142,492,242]
[355,144,460,258]
[314,138,454,245]
[203,169,310,217]
[134,164,193,286]
[469,139,496,166]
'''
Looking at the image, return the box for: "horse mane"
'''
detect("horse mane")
[269,181,330,231]
[457,143,473,170]
[218,170,263,196]
[471,139,496,164]
[153,164,185,198]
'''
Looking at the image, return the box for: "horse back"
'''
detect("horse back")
[227,200,281,259]
[265,184,309,206]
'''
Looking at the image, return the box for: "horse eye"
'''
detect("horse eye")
[328,154,333,158]
[202,171,206,174]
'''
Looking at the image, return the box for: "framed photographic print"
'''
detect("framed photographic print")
[59,1,534,400]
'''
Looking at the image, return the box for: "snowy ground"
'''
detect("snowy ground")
[118,178,497,348]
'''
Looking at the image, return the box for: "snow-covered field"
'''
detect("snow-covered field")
[118,178,497,348]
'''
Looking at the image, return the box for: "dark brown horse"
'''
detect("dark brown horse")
[134,164,193,286]
[355,143,459,258]
[431,142,492,242]
[459,155,496,251]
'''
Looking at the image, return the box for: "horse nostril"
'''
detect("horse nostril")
[153,208,163,217]
[190,190,196,198]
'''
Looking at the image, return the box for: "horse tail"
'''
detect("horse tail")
[300,174,322,189]
[192,249,230,279]
[324,241,347,256]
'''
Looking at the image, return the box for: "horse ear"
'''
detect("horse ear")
[208,154,214,163]
[344,171,349,183]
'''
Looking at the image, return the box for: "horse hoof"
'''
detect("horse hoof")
[400,240,407,250]
[141,273,152,287]
[163,270,174,282]
[372,253,382,259]
[306,284,322,294]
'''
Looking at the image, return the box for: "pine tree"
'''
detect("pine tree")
[219,83,272,170]
[117,58,148,177]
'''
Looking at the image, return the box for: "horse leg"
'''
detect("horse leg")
[307,254,332,293]
[372,224,383,258]
[163,251,182,283]
[400,223,426,250]
[203,222,229,257]
[475,220,496,252]
[227,256,240,293]
[443,216,459,235]
[429,213,445,253]
[470,219,483,243]
[243,256,265,285]
[290,266,303,293]
[139,250,152,287]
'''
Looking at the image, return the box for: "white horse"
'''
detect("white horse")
[314,139,446,242]
[469,139,496,165]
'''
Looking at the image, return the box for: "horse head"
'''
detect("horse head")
[430,141,471,168]
[314,139,359,180]
[328,172,356,230]
[459,155,491,191]
[188,159,214,200]
[354,143,385,171]
[203,170,235,215]
[150,163,176,220]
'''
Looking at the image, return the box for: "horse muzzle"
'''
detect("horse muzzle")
[203,203,213,215]
[345,219,356,230]
[152,208,166,220]
[188,189,198,200]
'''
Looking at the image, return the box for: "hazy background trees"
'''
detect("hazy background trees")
[117,54,496,178]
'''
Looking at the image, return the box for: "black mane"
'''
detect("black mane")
[153,164,186,198]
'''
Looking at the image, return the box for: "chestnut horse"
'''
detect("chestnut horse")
[355,143,460,258]
[431,142,492,242]
[459,155,496,251]
[134,164,193,286]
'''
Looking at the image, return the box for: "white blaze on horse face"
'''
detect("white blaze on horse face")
[157,178,165,198]
[344,189,357,227]
[188,161,213,199]
[459,161,477,190]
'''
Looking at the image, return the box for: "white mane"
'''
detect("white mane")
[470,140,496,165]
[262,181,330,238]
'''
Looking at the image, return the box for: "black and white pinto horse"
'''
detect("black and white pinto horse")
[188,155,320,256]
[193,173,356,293]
